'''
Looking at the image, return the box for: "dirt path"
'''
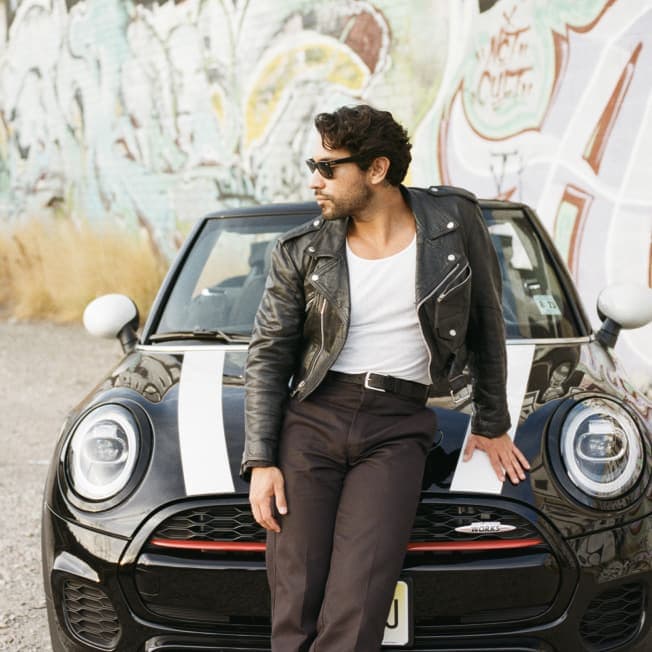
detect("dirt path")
[0,320,119,651]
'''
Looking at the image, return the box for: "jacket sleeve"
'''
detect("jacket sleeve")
[462,201,512,437]
[240,239,305,479]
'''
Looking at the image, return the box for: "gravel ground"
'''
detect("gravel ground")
[0,320,119,651]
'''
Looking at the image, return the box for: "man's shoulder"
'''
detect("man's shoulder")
[406,185,480,237]
[277,214,324,245]
[410,184,477,203]
[426,185,477,202]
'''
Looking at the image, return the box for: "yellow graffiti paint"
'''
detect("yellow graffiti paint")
[245,34,369,147]
[211,90,224,123]
[0,118,7,151]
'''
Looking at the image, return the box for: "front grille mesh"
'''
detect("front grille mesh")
[151,500,540,544]
[155,503,264,542]
[62,579,121,649]
[580,582,645,650]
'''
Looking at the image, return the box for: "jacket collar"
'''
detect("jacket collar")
[305,185,460,307]
[307,215,348,259]
[402,186,460,241]
[308,185,458,254]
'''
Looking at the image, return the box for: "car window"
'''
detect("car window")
[154,207,580,341]
[155,215,304,335]
[483,207,580,339]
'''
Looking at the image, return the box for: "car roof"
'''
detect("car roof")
[201,198,527,222]
[203,202,320,220]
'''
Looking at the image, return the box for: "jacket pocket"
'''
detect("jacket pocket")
[435,262,471,348]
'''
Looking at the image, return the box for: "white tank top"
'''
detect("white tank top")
[330,235,431,384]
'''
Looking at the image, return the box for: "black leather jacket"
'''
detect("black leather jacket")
[241,186,510,478]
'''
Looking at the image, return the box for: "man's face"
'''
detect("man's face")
[308,137,372,220]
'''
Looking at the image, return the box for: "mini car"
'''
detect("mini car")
[42,194,652,651]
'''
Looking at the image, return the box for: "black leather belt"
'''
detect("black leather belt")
[326,370,430,403]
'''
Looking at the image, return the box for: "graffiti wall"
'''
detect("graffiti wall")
[0,0,442,254]
[412,0,652,390]
[0,0,650,387]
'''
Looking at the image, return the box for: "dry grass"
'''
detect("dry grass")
[0,216,168,324]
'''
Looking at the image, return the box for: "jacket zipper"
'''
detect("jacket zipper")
[416,262,461,375]
[303,295,327,387]
[437,262,470,302]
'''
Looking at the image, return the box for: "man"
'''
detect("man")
[241,104,530,651]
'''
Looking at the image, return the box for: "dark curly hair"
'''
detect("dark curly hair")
[314,105,412,186]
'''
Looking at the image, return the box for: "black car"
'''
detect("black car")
[42,196,652,651]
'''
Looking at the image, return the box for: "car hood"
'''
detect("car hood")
[49,339,651,539]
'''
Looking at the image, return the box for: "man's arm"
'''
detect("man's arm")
[242,238,306,529]
[461,201,529,483]
[241,238,304,478]
[463,201,511,435]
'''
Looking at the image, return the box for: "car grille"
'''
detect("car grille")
[151,499,540,544]
[62,579,121,649]
[136,498,559,633]
[579,582,645,650]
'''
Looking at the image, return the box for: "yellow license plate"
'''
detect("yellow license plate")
[382,579,411,646]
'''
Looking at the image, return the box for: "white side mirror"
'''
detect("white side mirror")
[596,283,652,347]
[83,294,139,352]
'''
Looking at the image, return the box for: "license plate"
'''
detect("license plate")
[382,579,411,647]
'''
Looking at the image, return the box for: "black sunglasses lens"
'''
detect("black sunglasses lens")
[318,162,334,178]
[306,158,334,178]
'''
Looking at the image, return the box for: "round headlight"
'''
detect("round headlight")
[560,398,643,498]
[66,405,139,501]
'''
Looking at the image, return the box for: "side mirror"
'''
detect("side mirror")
[83,294,140,353]
[596,283,652,348]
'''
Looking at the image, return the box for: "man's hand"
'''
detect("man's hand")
[463,433,530,484]
[249,466,287,533]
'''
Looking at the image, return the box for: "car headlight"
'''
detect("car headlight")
[66,404,140,501]
[560,398,644,498]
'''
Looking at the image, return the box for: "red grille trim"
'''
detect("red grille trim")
[407,538,544,551]
[149,537,544,553]
[150,539,266,551]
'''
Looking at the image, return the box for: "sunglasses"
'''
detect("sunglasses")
[305,155,362,179]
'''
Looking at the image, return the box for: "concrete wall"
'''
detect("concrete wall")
[0,0,650,388]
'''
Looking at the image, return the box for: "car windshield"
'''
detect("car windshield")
[483,206,580,339]
[152,206,581,341]
[154,214,306,337]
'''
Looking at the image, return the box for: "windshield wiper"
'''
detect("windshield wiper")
[148,329,250,343]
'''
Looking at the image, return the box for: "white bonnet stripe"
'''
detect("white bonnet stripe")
[178,350,235,495]
[450,344,535,494]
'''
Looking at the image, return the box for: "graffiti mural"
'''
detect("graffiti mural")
[412,0,652,389]
[0,0,399,254]
[0,0,649,387]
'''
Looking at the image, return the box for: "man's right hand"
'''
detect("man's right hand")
[249,466,287,533]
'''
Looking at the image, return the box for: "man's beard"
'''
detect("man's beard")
[318,184,373,220]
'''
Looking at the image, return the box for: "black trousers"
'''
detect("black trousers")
[267,374,436,652]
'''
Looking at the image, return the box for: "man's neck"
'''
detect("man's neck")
[347,186,415,259]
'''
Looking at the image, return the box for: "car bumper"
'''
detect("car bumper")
[42,500,652,652]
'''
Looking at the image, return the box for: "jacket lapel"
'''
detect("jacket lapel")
[405,187,462,305]
[305,218,350,323]
[303,188,460,319]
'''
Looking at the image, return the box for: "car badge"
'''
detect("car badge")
[454,521,516,534]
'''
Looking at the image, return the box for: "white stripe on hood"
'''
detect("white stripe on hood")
[450,344,535,494]
[178,350,235,495]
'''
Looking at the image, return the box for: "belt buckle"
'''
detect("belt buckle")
[450,384,471,405]
[364,372,386,392]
